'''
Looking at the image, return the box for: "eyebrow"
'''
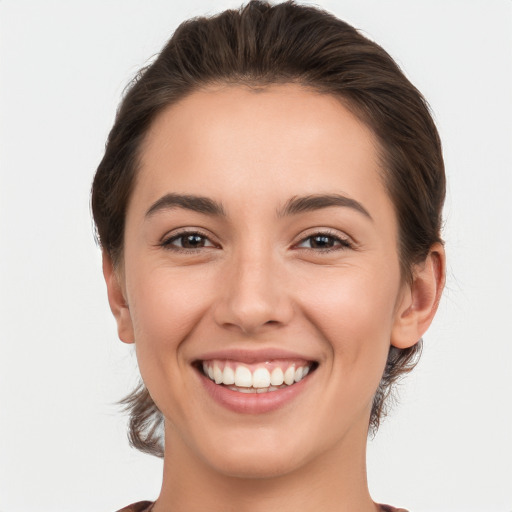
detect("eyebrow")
[145,192,372,221]
[145,193,226,218]
[277,194,373,221]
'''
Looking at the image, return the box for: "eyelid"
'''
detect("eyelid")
[158,227,354,253]
[293,228,354,251]
[160,227,220,251]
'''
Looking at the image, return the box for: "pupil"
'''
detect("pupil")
[312,235,333,248]
[184,234,204,248]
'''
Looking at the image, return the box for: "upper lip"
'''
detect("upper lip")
[194,348,317,364]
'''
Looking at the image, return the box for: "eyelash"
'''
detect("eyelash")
[295,230,353,252]
[160,229,353,254]
[160,229,216,253]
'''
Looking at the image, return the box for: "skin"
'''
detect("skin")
[104,84,445,512]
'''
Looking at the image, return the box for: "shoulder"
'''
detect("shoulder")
[115,501,154,512]
[115,501,403,512]
[114,501,405,512]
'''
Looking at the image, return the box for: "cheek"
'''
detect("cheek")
[126,264,214,370]
[294,263,400,367]
[292,265,401,426]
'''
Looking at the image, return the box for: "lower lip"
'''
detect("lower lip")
[197,369,314,414]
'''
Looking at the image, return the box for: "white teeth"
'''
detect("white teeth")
[284,365,296,385]
[234,366,253,387]
[270,367,284,386]
[252,368,271,388]
[222,366,235,385]
[227,384,290,393]
[234,386,253,393]
[213,364,223,384]
[202,361,313,391]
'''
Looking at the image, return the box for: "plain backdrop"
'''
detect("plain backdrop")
[1,1,511,511]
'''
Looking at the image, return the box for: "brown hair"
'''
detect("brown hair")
[92,0,445,457]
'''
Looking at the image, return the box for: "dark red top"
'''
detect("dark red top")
[116,501,408,511]
[117,502,153,512]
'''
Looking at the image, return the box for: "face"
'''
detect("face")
[109,84,417,478]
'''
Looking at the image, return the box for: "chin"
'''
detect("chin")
[208,449,303,480]
[195,428,310,479]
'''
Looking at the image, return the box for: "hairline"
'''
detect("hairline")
[109,79,414,284]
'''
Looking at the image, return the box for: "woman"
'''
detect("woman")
[92,1,445,511]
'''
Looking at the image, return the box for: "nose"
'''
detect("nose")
[213,248,294,335]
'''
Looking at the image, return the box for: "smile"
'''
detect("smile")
[201,359,316,393]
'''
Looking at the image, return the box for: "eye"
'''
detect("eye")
[161,231,216,251]
[296,232,352,251]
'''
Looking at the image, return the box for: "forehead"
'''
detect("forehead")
[134,84,391,219]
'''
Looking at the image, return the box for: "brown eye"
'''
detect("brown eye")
[181,234,207,248]
[297,233,351,251]
[162,232,215,250]
[309,235,337,249]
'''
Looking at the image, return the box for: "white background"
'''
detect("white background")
[1,1,511,511]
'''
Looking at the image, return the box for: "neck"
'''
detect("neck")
[153,421,379,512]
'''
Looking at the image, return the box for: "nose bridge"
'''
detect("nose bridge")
[215,240,291,334]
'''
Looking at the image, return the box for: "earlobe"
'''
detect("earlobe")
[102,252,135,344]
[391,243,446,349]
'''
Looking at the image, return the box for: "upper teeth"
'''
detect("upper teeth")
[202,361,311,388]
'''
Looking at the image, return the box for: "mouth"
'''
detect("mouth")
[194,359,319,394]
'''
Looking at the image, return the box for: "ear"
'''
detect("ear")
[391,242,446,349]
[102,252,135,344]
